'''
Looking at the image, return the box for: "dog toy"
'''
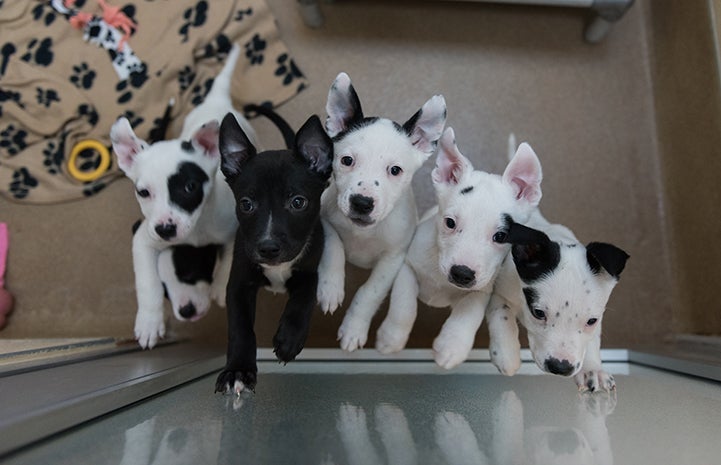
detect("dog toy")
[0,223,14,329]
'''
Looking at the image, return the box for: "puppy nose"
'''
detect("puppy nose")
[449,265,475,288]
[179,303,196,319]
[349,194,374,214]
[258,239,281,260]
[544,357,575,376]
[155,223,177,240]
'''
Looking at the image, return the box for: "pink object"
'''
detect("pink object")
[0,223,13,329]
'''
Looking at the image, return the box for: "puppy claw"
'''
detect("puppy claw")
[317,281,344,315]
[432,333,472,370]
[575,369,616,393]
[134,311,165,349]
[375,322,408,354]
[337,317,370,352]
[215,369,257,394]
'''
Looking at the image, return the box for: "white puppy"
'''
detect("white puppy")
[111,44,258,348]
[318,72,447,351]
[376,127,543,369]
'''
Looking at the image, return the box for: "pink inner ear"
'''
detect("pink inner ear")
[193,122,220,157]
[432,128,470,185]
[504,143,542,204]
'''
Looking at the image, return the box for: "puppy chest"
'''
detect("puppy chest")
[261,263,292,294]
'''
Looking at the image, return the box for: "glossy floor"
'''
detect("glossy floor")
[6,362,721,465]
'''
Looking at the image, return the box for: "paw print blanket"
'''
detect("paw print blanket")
[0,0,307,203]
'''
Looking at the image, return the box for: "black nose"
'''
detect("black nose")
[349,194,374,215]
[544,357,575,376]
[179,303,196,319]
[155,223,177,240]
[449,265,475,287]
[258,239,281,260]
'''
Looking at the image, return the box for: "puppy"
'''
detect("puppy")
[111,44,258,348]
[319,72,447,351]
[376,127,543,369]
[488,211,629,392]
[215,113,333,394]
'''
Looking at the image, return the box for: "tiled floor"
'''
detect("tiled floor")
[6,361,721,465]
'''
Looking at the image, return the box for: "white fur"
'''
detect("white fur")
[110,44,257,348]
[318,72,447,352]
[487,210,622,391]
[376,127,543,370]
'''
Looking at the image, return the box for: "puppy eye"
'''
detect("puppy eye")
[530,308,547,321]
[586,318,598,326]
[444,217,456,230]
[289,195,308,211]
[340,156,353,166]
[136,188,150,198]
[239,197,255,213]
[493,231,508,243]
[185,181,198,193]
[389,165,403,176]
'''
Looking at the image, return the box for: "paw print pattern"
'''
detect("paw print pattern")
[179,1,209,43]
[1,43,16,77]
[0,89,24,118]
[275,53,304,87]
[178,66,196,92]
[116,62,149,104]
[235,7,253,21]
[20,37,54,67]
[42,138,65,175]
[78,103,99,127]
[244,34,266,65]
[70,62,97,89]
[36,87,60,108]
[83,181,107,197]
[120,110,143,129]
[201,34,232,61]
[190,78,213,106]
[10,167,38,200]
[0,125,28,156]
[31,3,58,26]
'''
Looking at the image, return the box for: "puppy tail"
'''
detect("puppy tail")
[507,132,517,162]
[245,104,296,149]
[206,44,242,102]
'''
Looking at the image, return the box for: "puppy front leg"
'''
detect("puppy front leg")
[216,257,259,394]
[575,325,615,392]
[132,229,165,349]
[211,239,234,307]
[375,262,419,354]
[274,270,318,363]
[433,292,490,369]
[337,252,405,352]
[486,294,522,376]
[317,219,345,314]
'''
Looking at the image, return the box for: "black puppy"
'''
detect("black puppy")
[215,113,334,394]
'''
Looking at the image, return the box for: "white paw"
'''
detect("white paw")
[433,332,472,369]
[375,321,409,354]
[211,281,226,307]
[490,345,521,376]
[317,278,344,315]
[337,316,369,352]
[134,310,165,349]
[575,368,616,393]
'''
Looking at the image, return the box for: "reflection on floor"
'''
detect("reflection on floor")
[6,363,721,465]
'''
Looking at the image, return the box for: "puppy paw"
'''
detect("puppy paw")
[337,316,369,352]
[490,345,521,376]
[433,332,472,369]
[210,282,226,308]
[215,369,257,395]
[273,321,309,363]
[375,321,409,354]
[134,311,165,349]
[317,279,344,315]
[575,369,616,393]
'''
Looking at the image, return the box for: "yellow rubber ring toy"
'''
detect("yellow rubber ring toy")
[68,139,111,182]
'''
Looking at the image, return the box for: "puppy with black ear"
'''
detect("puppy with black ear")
[215,113,333,395]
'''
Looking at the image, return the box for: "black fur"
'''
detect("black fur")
[503,221,560,283]
[215,112,333,393]
[245,103,295,150]
[167,161,209,213]
[172,244,219,284]
[586,242,629,279]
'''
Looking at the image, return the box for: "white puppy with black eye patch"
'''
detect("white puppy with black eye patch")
[318,72,447,352]
[487,211,629,392]
[375,127,543,369]
[110,45,258,348]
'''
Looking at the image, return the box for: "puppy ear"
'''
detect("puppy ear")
[219,112,256,180]
[431,127,473,185]
[325,72,363,137]
[296,115,334,178]
[191,120,221,159]
[586,242,629,279]
[504,221,560,282]
[110,117,148,175]
[402,94,447,156]
[503,142,543,207]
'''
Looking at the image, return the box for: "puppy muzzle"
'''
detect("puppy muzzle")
[448,265,476,289]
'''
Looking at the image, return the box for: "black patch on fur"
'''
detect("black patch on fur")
[172,244,219,284]
[523,287,538,309]
[168,162,209,213]
[131,219,142,235]
[586,242,629,279]
[460,186,473,195]
[331,116,381,143]
[181,140,194,152]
